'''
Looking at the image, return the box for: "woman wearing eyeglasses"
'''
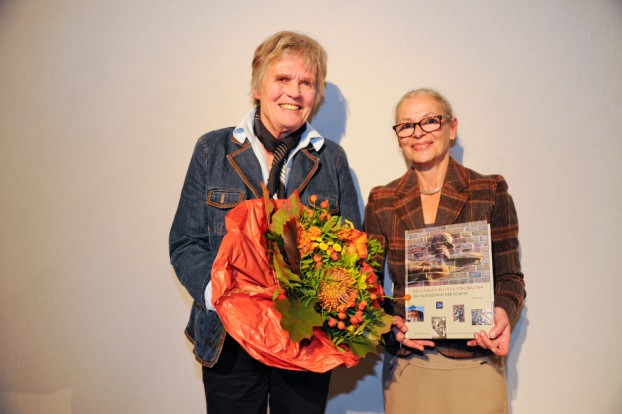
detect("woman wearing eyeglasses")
[364,88,525,413]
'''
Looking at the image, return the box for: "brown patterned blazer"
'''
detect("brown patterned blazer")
[364,157,525,358]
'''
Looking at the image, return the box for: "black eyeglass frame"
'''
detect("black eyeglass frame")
[392,115,452,138]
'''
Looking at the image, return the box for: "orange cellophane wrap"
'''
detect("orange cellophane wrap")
[211,198,360,372]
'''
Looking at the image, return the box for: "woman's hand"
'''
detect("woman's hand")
[391,315,435,352]
[467,307,511,356]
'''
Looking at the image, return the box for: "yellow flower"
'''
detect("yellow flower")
[319,242,328,251]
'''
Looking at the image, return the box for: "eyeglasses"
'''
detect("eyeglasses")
[392,115,451,138]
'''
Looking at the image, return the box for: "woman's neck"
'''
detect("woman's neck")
[413,156,450,193]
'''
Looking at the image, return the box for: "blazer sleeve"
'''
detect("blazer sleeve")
[363,187,394,313]
[169,138,214,308]
[490,176,526,325]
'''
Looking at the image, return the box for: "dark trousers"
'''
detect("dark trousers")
[202,334,331,414]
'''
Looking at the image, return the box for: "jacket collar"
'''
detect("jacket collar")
[227,136,320,199]
[394,157,470,230]
[229,108,325,198]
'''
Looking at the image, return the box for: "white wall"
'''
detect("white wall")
[1,1,621,413]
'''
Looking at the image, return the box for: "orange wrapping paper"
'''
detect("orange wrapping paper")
[211,198,360,372]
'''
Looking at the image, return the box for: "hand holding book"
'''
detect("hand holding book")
[467,307,511,356]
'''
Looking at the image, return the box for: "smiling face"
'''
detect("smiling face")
[253,55,317,139]
[396,94,458,169]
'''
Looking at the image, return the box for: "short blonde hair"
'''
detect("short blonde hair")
[395,88,454,123]
[251,31,327,115]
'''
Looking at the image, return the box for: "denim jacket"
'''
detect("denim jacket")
[169,125,361,367]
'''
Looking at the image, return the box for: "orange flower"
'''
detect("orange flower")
[317,267,356,312]
[307,225,321,240]
[296,223,314,256]
[337,227,352,241]
[361,262,385,308]
[346,229,368,259]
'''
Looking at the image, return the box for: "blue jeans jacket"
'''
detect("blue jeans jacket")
[169,127,361,366]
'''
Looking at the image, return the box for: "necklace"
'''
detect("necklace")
[419,185,443,195]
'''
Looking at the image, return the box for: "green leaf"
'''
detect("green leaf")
[275,295,324,342]
[373,312,394,337]
[321,216,340,233]
[345,336,378,357]
[272,250,301,286]
[268,193,303,235]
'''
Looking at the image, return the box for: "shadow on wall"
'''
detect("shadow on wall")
[311,82,348,146]
[508,303,529,412]
[311,83,368,221]
[450,135,464,164]
[312,83,387,411]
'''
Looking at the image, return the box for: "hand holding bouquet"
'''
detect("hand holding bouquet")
[211,190,392,372]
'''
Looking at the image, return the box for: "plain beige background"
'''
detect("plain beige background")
[1,1,621,413]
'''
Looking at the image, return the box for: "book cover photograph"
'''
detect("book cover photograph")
[404,220,494,339]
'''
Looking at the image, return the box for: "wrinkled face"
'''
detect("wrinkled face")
[253,55,317,139]
[396,94,457,168]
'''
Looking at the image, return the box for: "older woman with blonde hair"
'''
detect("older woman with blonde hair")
[364,88,525,413]
[170,31,360,414]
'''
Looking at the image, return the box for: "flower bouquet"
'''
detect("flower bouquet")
[211,189,393,372]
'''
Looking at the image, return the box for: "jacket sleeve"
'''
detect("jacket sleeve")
[363,188,397,315]
[169,138,214,308]
[490,176,526,325]
[335,146,362,229]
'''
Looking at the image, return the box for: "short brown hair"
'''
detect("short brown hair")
[251,31,327,115]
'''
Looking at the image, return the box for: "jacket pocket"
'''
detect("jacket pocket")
[205,188,245,238]
[206,189,245,209]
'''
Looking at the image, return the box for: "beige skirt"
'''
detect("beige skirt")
[382,349,508,414]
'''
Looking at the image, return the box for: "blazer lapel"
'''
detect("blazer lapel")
[227,138,264,198]
[394,168,426,231]
[434,158,470,226]
[394,158,471,230]
[287,147,319,195]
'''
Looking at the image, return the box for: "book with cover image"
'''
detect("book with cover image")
[405,220,494,339]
